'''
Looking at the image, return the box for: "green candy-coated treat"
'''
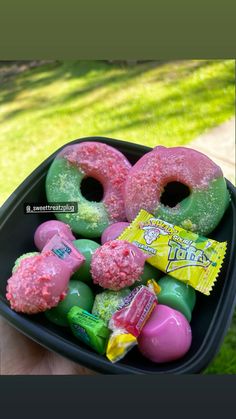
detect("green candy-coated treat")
[12,252,39,273]
[45,158,110,238]
[157,275,196,322]
[45,280,94,327]
[68,306,110,354]
[130,263,163,289]
[72,239,100,283]
[92,288,131,325]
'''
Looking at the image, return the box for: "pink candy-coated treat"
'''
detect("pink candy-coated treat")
[59,142,132,222]
[6,235,85,314]
[124,146,222,222]
[91,240,148,291]
[101,222,130,244]
[6,252,71,314]
[34,220,76,251]
[138,304,192,363]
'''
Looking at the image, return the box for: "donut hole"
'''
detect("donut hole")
[160,182,190,208]
[80,177,104,202]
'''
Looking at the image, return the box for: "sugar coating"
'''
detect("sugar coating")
[124,146,230,235]
[12,252,39,273]
[92,288,131,325]
[6,252,70,314]
[46,157,108,236]
[59,142,131,221]
[91,240,147,291]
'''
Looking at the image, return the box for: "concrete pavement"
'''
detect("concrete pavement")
[187,117,235,185]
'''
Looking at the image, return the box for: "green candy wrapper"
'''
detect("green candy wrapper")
[67,306,110,354]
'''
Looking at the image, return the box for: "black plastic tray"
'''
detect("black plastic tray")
[0,137,236,374]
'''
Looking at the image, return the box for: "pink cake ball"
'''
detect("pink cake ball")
[101,222,130,245]
[91,240,147,291]
[6,252,71,314]
[138,304,192,363]
[34,220,76,251]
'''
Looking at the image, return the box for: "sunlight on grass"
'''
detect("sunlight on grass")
[0,60,234,205]
[205,312,236,374]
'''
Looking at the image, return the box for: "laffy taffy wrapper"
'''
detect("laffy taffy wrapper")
[106,283,157,363]
[119,209,227,296]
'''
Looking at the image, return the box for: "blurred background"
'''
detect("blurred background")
[0,59,235,373]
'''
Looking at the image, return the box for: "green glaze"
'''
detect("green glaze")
[72,239,100,283]
[157,275,196,322]
[45,280,94,327]
[45,158,110,238]
[12,252,39,273]
[130,262,163,289]
[155,177,230,235]
[92,288,131,325]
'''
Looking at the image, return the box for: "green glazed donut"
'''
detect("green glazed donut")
[46,142,131,238]
[124,146,230,236]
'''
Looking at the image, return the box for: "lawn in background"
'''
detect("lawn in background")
[0,59,235,373]
[0,60,234,205]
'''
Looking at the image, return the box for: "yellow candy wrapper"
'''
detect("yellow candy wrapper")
[119,210,227,296]
[106,332,137,363]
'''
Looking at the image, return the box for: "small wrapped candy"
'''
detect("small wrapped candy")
[106,283,158,363]
[119,209,227,296]
[68,306,110,354]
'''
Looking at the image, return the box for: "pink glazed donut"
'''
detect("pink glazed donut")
[124,146,230,235]
[46,142,132,238]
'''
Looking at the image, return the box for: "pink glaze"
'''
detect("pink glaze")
[58,142,132,222]
[138,304,192,363]
[6,236,85,314]
[34,220,76,251]
[6,252,71,314]
[42,234,85,274]
[101,222,130,244]
[124,146,222,221]
[91,240,148,291]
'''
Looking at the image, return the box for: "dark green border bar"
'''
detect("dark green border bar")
[0,0,235,59]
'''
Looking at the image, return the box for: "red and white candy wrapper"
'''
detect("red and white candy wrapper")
[106,282,158,363]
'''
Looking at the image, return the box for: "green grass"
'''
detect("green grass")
[205,311,236,374]
[0,59,235,373]
[0,60,234,205]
